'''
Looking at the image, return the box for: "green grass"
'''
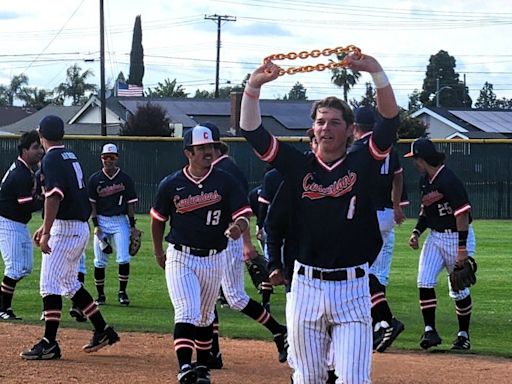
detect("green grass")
[4,217,511,357]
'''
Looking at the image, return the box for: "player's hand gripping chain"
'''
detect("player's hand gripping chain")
[263,45,363,76]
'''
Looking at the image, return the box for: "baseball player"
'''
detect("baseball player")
[241,54,400,383]
[151,125,252,384]
[405,138,476,351]
[21,115,119,360]
[88,143,139,306]
[350,106,408,353]
[202,122,287,369]
[0,131,44,320]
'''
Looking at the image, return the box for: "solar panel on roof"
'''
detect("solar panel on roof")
[449,110,512,133]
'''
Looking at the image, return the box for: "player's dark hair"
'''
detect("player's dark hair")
[17,130,40,156]
[310,96,354,126]
[422,153,446,166]
[214,141,229,155]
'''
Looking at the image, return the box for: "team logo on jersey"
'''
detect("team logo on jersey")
[422,190,444,206]
[301,172,357,200]
[97,183,126,197]
[174,190,222,213]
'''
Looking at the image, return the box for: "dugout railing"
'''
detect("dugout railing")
[0,135,510,219]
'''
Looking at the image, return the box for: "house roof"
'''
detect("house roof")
[0,106,36,127]
[411,106,512,138]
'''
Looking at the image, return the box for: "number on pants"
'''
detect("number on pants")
[206,210,221,225]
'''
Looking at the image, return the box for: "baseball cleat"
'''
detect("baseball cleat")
[20,338,61,360]
[451,335,471,351]
[196,365,211,384]
[118,291,130,306]
[95,294,106,306]
[0,308,22,320]
[373,328,384,351]
[177,364,197,384]
[420,329,442,350]
[273,326,288,363]
[376,318,405,353]
[69,306,87,322]
[207,351,223,369]
[82,325,120,353]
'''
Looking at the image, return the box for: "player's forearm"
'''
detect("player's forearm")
[391,172,404,207]
[372,71,399,120]
[455,212,470,232]
[42,195,60,233]
[240,83,262,131]
[150,219,166,252]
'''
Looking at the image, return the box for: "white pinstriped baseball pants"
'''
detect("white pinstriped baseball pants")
[93,214,131,267]
[417,225,476,301]
[287,261,372,384]
[220,237,251,311]
[40,220,89,298]
[0,216,33,280]
[166,244,226,327]
[370,208,395,286]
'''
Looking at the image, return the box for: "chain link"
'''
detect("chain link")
[264,45,363,76]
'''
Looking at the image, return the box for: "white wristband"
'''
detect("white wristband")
[371,71,390,89]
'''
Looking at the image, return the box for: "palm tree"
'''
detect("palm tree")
[330,53,361,101]
[4,74,29,105]
[55,64,97,106]
[18,87,53,110]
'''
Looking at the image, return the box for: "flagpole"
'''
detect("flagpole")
[99,0,107,136]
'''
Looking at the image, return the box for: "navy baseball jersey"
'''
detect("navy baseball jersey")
[212,155,249,195]
[418,165,472,231]
[41,146,91,221]
[88,169,138,216]
[258,168,283,205]
[242,115,399,269]
[151,166,251,250]
[351,135,408,209]
[0,158,42,224]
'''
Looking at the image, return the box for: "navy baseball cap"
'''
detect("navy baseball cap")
[404,138,440,158]
[38,115,64,141]
[201,122,221,141]
[183,125,217,149]
[354,106,377,125]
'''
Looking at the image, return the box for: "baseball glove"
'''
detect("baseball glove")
[450,257,477,292]
[245,253,273,294]
[129,228,143,256]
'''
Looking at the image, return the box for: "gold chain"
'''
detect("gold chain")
[263,45,363,76]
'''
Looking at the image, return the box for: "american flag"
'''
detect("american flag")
[116,82,144,97]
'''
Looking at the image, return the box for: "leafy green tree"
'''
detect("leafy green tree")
[475,82,497,109]
[55,64,97,105]
[0,85,8,106]
[287,81,308,100]
[127,15,144,86]
[407,89,423,113]
[120,102,172,136]
[398,109,428,139]
[331,53,361,101]
[194,89,214,98]
[419,50,471,108]
[496,97,512,109]
[146,79,188,98]
[359,82,375,107]
[18,87,53,110]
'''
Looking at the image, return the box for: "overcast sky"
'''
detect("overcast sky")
[1,0,511,108]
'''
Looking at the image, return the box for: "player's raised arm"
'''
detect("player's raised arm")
[240,61,281,132]
[344,53,399,119]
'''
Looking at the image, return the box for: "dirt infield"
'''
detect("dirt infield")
[1,323,511,383]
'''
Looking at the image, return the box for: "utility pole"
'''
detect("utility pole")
[205,14,236,98]
[99,0,107,136]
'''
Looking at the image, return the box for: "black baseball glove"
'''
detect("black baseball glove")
[245,253,273,294]
[450,257,477,292]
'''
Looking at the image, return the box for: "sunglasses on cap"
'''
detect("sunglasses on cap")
[101,154,118,160]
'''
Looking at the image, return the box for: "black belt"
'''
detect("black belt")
[173,244,220,257]
[297,266,365,281]
[434,229,454,233]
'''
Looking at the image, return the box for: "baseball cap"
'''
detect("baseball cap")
[404,138,440,158]
[101,143,118,155]
[38,115,65,141]
[183,125,217,149]
[201,121,221,141]
[354,106,377,126]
